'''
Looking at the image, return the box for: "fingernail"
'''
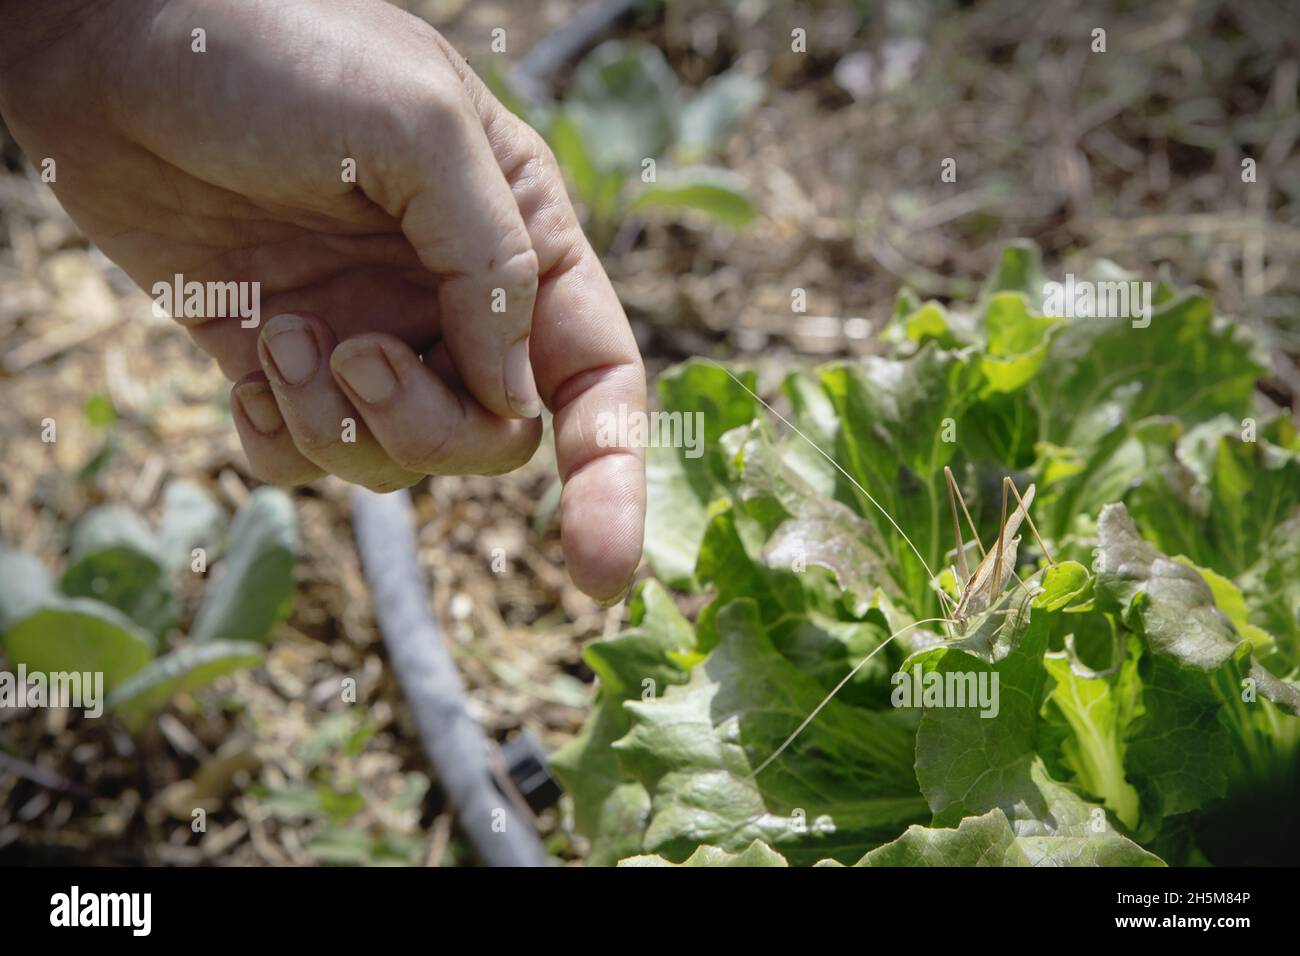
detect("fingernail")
[235,381,284,435]
[261,314,318,386]
[503,337,541,419]
[333,341,397,404]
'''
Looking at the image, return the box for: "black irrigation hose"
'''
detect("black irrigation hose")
[351,488,548,867]
[509,0,641,102]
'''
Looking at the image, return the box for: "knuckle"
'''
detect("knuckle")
[489,241,539,296]
[532,137,565,185]
[424,64,477,122]
[500,140,548,191]
[383,71,471,150]
[420,81,470,129]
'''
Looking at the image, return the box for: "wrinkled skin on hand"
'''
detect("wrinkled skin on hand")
[0,0,647,601]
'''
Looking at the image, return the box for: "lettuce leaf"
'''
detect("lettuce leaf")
[558,242,1298,866]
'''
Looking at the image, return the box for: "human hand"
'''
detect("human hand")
[0,0,646,601]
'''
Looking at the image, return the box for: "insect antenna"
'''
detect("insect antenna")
[750,616,953,779]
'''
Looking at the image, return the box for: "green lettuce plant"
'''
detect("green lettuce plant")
[0,482,298,730]
[552,242,1300,866]
[487,41,763,249]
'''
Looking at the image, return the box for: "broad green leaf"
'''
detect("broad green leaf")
[61,506,176,638]
[859,801,1162,866]
[0,547,57,633]
[978,292,1059,393]
[614,600,929,866]
[910,612,1052,825]
[894,302,964,351]
[814,346,979,614]
[691,491,907,704]
[676,71,764,161]
[1127,419,1300,581]
[1126,652,1236,820]
[550,581,693,866]
[1241,511,1300,663]
[1035,291,1264,539]
[726,425,899,614]
[682,422,912,681]
[1177,558,1274,653]
[694,498,897,684]
[778,367,843,498]
[621,840,788,867]
[561,243,1289,867]
[1122,417,1300,664]
[642,360,757,586]
[157,480,226,571]
[1096,503,1299,707]
[1041,649,1142,829]
[567,41,678,173]
[1096,502,1245,670]
[3,597,154,693]
[584,581,695,698]
[861,810,1023,865]
[630,169,756,227]
[106,639,265,730]
[960,391,1041,470]
[1094,502,1300,822]
[190,487,298,644]
[1204,427,1300,575]
[906,565,1142,841]
[1035,560,1092,610]
[979,240,1046,305]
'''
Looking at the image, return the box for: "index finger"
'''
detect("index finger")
[357,59,542,421]
[437,40,647,601]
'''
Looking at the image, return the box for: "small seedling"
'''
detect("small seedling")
[0,482,299,729]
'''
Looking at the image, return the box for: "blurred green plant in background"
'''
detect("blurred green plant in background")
[0,483,298,730]
[488,40,764,249]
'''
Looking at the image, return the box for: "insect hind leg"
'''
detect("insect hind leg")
[1006,476,1056,566]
